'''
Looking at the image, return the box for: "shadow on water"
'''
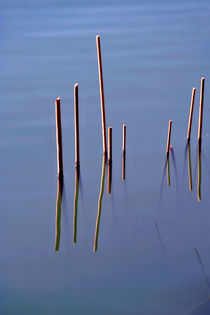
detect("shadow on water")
[73,167,80,244]
[55,178,63,252]
[156,147,179,224]
[93,157,106,252]
[194,247,210,294]
[202,151,210,176]
[157,146,179,218]
[155,153,171,274]
[156,155,167,220]
[184,248,210,314]
[155,220,169,275]
[170,147,180,213]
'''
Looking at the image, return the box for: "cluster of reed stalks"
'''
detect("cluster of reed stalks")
[54,35,206,251]
[55,35,126,181]
[54,35,127,252]
[165,77,205,200]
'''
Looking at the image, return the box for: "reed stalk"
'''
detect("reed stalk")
[187,87,196,142]
[96,35,107,158]
[55,97,63,179]
[74,83,80,167]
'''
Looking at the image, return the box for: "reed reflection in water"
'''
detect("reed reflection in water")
[197,140,202,201]
[122,152,126,181]
[157,156,167,220]
[93,157,106,252]
[187,142,193,191]
[73,167,80,244]
[122,124,126,181]
[55,178,63,251]
[157,146,180,219]
[107,161,112,194]
[167,155,170,187]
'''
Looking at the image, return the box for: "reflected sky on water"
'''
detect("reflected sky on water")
[1,0,210,314]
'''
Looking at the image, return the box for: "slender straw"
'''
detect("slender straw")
[198,77,205,142]
[108,127,112,163]
[187,88,196,142]
[96,35,107,158]
[122,124,126,154]
[74,83,80,167]
[55,97,63,179]
[166,120,172,156]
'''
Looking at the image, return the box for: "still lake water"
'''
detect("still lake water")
[1,0,210,314]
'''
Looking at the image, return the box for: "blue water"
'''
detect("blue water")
[1,1,210,314]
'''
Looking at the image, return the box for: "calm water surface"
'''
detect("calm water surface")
[1,0,210,314]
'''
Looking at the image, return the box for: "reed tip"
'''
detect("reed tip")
[193,87,196,91]
[201,77,205,81]
[56,97,60,101]
[74,83,79,88]
[96,35,100,39]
